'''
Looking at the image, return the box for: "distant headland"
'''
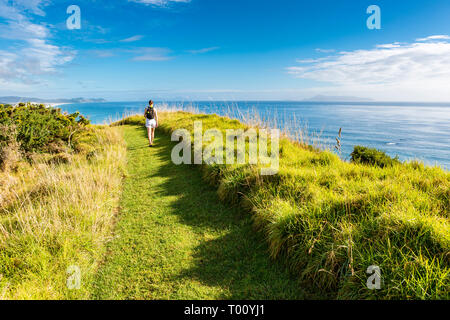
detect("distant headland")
[0,96,107,104]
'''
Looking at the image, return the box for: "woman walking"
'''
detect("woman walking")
[144,100,158,147]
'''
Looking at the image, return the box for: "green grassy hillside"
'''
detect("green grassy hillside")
[116,112,449,300]
[1,105,447,300]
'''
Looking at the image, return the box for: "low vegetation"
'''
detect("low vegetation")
[117,112,449,300]
[0,103,89,154]
[93,126,305,299]
[1,104,447,300]
[0,103,126,299]
[351,145,401,168]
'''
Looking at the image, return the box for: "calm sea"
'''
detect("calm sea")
[60,101,450,170]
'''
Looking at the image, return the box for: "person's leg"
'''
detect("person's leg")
[147,127,152,145]
[151,128,155,144]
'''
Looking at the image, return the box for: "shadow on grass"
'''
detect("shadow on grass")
[139,128,307,299]
[128,145,151,151]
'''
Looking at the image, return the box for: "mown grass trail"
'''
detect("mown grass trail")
[93,125,305,299]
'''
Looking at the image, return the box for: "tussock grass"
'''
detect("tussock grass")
[0,127,126,299]
[116,111,449,300]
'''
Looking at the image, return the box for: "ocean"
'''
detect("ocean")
[60,101,450,170]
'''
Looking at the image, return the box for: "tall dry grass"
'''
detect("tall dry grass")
[0,126,126,299]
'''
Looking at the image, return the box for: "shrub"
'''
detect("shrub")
[351,145,400,168]
[0,103,91,155]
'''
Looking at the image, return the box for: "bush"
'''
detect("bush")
[351,145,400,168]
[0,103,91,155]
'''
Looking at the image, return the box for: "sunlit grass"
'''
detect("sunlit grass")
[116,111,449,300]
[93,125,305,300]
[0,127,126,299]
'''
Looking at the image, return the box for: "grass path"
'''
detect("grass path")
[93,125,305,299]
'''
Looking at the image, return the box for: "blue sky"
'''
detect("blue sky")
[1,0,450,101]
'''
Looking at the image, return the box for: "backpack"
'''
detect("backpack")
[145,107,155,120]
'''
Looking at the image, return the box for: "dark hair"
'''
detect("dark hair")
[149,100,154,105]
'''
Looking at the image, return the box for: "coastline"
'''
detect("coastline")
[9,100,448,170]
[30,102,71,108]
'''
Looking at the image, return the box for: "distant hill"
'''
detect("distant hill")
[304,95,374,102]
[0,96,107,104]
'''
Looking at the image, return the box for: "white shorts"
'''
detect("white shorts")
[146,119,157,128]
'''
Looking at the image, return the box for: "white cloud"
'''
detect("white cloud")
[92,50,115,58]
[0,0,75,88]
[416,35,450,42]
[296,58,328,64]
[287,36,450,101]
[315,48,335,53]
[25,39,75,73]
[375,42,402,49]
[187,47,220,54]
[120,35,145,42]
[0,51,18,79]
[132,48,172,61]
[129,0,191,7]
[90,47,172,60]
[11,0,49,16]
